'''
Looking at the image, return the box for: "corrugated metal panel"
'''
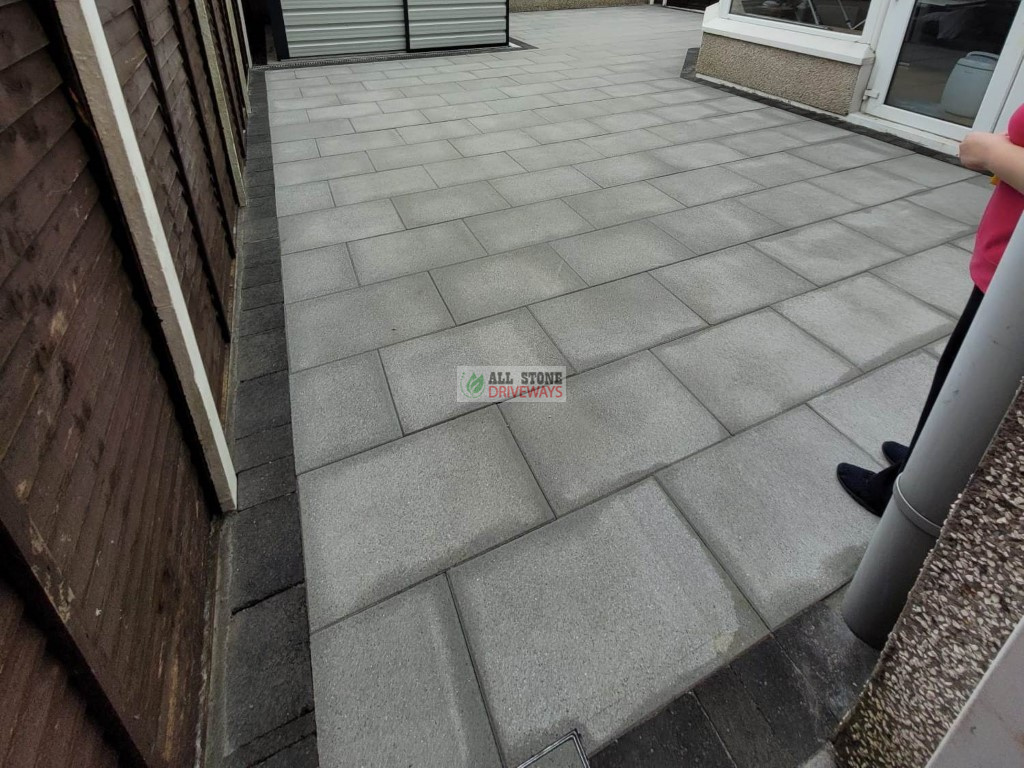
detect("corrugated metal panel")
[282,0,406,56]
[408,0,506,50]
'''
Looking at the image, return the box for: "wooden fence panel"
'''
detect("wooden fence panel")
[97,0,233,401]
[0,0,221,764]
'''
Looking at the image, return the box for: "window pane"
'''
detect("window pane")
[884,0,1020,126]
[729,0,873,35]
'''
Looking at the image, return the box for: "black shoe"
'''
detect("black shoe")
[836,463,898,517]
[882,441,909,466]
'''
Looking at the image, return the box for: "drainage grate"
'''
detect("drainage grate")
[517,731,590,768]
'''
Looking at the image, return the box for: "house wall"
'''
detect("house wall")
[696,33,861,114]
[0,0,247,764]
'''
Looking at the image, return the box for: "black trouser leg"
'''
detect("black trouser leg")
[850,286,986,508]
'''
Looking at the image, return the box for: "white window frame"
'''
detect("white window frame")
[701,0,888,66]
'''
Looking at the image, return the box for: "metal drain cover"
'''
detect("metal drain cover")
[516,731,590,768]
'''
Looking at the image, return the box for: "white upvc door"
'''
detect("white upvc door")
[862,0,1024,139]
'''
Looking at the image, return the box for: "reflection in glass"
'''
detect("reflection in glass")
[729,0,873,35]
[884,0,1020,126]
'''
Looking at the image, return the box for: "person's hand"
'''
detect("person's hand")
[958,131,1011,172]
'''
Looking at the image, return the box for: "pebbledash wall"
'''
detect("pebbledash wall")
[0,0,247,764]
[697,33,863,115]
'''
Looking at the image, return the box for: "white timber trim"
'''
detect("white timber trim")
[702,3,874,66]
[53,0,238,511]
[194,0,247,206]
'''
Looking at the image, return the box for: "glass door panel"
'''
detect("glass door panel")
[883,0,1021,126]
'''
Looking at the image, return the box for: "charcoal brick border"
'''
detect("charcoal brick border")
[218,70,318,768]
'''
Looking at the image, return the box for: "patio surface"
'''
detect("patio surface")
[264,7,987,766]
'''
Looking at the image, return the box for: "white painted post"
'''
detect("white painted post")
[52,0,237,511]
[194,0,248,207]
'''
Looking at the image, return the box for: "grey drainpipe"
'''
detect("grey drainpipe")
[842,218,1024,649]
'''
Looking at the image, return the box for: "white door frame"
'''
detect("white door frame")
[862,0,1024,139]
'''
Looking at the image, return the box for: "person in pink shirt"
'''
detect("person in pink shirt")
[837,109,1024,514]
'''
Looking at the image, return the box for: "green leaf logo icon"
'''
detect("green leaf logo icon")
[463,372,485,399]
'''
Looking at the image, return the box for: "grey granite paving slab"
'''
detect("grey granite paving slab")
[490,94,558,113]
[574,151,679,187]
[270,118,355,144]
[652,244,813,324]
[737,181,860,228]
[275,151,374,186]
[425,152,526,186]
[592,110,668,132]
[524,118,605,144]
[776,274,953,369]
[658,406,878,628]
[281,243,358,304]
[775,120,851,143]
[530,274,705,371]
[351,108,427,132]
[328,165,435,205]
[441,87,508,105]
[649,118,736,145]
[719,128,808,157]
[271,139,319,163]
[299,407,552,627]
[315,128,404,156]
[873,154,977,187]
[790,134,910,171]
[275,181,333,217]
[551,219,696,285]
[751,220,904,285]
[367,139,461,170]
[582,128,671,157]
[290,351,401,473]
[725,152,832,187]
[908,179,992,225]
[379,94,447,112]
[649,166,763,206]
[508,140,604,171]
[278,199,403,254]
[381,309,570,431]
[650,102,723,123]
[310,577,501,768]
[651,199,784,256]
[451,128,540,156]
[431,243,586,323]
[564,180,681,227]
[955,232,976,252]
[392,179,509,228]
[653,309,856,432]
[810,352,936,465]
[471,110,552,132]
[490,166,600,206]
[450,479,766,764]
[348,219,486,283]
[873,244,974,315]
[810,165,926,206]
[836,199,973,254]
[285,273,453,371]
[466,199,593,253]
[501,351,727,514]
[651,141,747,171]
[422,101,497,122]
